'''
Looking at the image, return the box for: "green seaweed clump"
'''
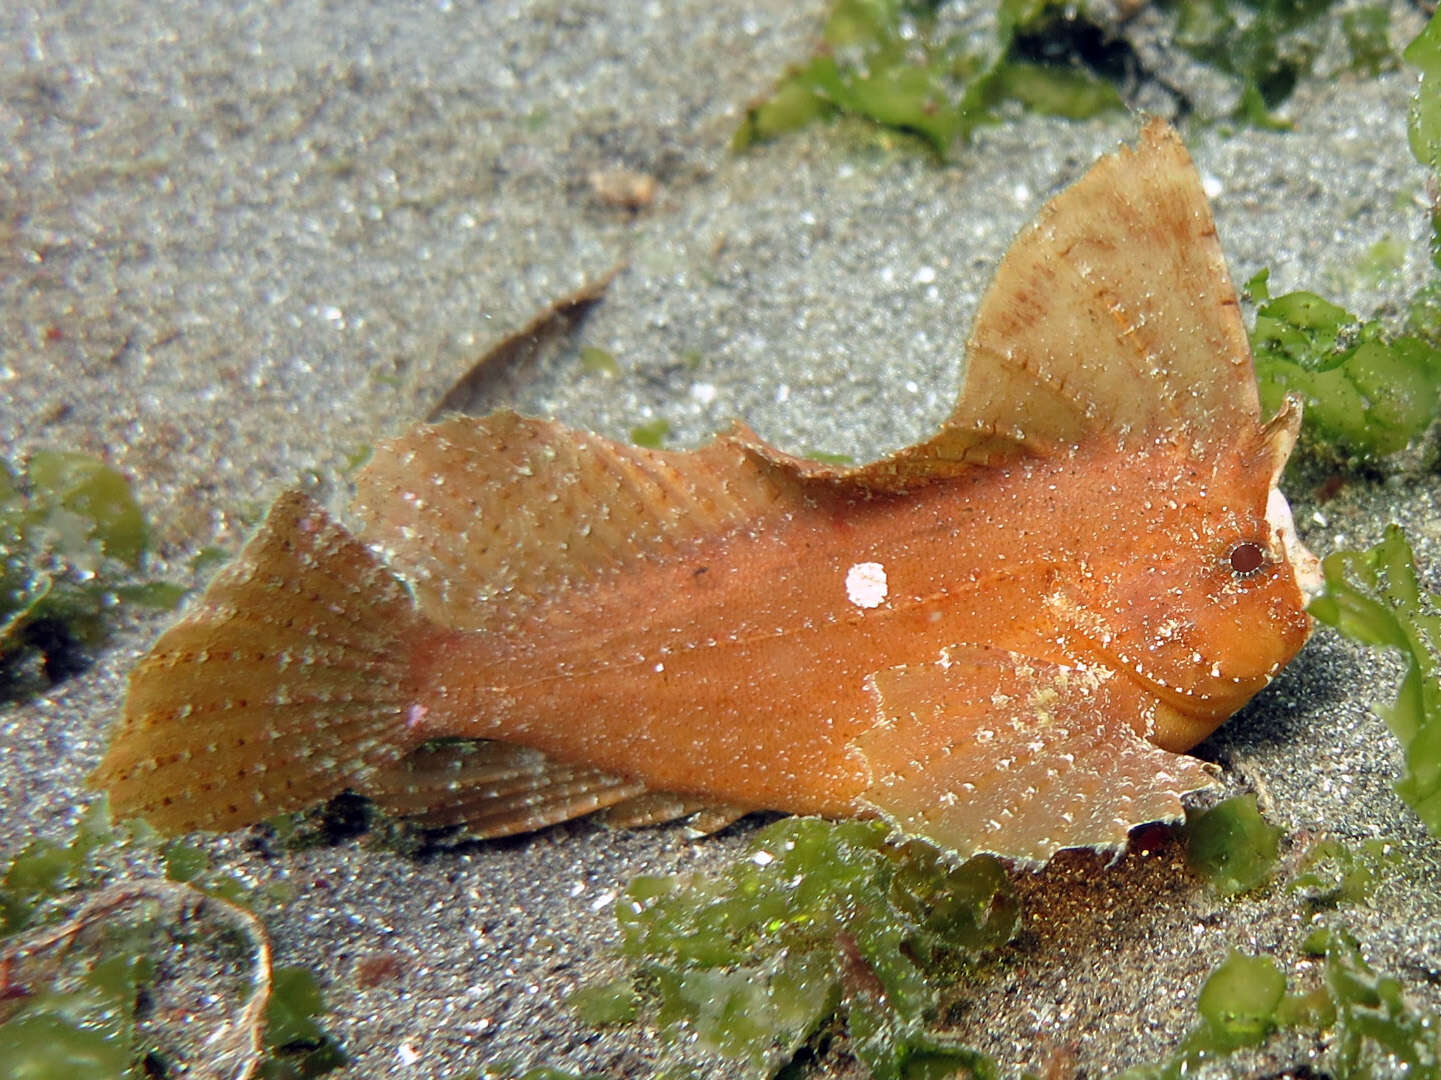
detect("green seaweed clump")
[601,817,1017,1078]
[0,800,113,936]
[1406,9,1441,263]
[480,1066,609,1080]
[1124,929,1441,1079]
[0,451,183,698]
[1194,951,1290,1050]
[1165,0,1394,127]
[1309,526,1441,838]
[0,802,345,1079]
[1246,271,1441,458]
[257,966,348,1079]
[0,939,155,1080]
[1183,794,1282,896]
[1114,951,1314,1080]
[566,978,639,1027]
[733,0,1122,158]
[630,419,672,449]
[1289,836,1396,908]
[1306,926,1441,1078]
[579,346,621,376]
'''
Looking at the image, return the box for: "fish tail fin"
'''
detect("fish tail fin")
[91,491,427,835]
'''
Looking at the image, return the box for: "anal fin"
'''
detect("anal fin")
[364,740,751,840]
[363,740,646,837]
[599,793,749,836]
[853,646,1218,865]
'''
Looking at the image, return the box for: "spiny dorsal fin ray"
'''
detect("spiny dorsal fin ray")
[853,646,1218,865]
[729,120,1262,492]
[353,410,811,630]
[92,492,424,834]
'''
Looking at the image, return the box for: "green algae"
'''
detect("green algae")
[1124,927,1441,1079]
[1165,0,1392,125]
[161,839,212,885]
[257,967,348,1078]
[733,0,1125,159]
[1246,270,1441,458]
[737,0,1397,156]
[733,0,978,156]
[481,1067,609,1080]
[0,946,152,1080]
[579,345,621,376]
[1357,235,1408,287]
[187,546,230,575]
[1309,526,1441,838]
[1195,951,1288,1051]
[1290,836,1397,908]
[1406,9,1441,264]
[0,800,112,936]
[566,977,639,1026]
[1308,926,1441,1078]
[986,59,1121,121]
[1342,5,1399,78]
[1183,794,1282,896]
[630,419,672,449]
[592,817,1016,1078]
[1110,951,1301,1080]
[158,837,268,910]
[0,802,345,1079]
[1235,19,1441,462]
[0,450,181,700]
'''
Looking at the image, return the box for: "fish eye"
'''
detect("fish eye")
[1227,540,1266,577]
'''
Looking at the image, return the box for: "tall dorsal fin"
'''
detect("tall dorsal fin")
[353,410,811,630]
[732,119,1262,492]
[954,118,1260,457]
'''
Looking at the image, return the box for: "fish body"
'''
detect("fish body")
[94,121,1320,864]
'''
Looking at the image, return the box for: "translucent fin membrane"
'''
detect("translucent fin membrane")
[599,793,749,835]
[353,410,807,632]
[365,740,647,836]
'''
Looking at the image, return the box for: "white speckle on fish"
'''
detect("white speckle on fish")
[845,561,888,609]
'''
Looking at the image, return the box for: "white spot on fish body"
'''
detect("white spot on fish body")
[845,561,888,608]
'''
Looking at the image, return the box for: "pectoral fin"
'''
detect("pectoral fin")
[853,647,1218,865]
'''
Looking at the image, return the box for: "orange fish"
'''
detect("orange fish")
[93,121,1321,864]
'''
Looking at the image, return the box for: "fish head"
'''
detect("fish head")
[1052,399,1321,752]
